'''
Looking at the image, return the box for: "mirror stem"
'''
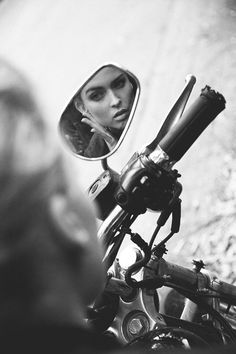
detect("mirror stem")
[102,158,108,170]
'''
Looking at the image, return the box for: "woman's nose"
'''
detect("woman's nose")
[109,90,121,107]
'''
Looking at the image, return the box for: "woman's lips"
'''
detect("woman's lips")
[113,108,128,121]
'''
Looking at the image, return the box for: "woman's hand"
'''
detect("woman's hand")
[81,116,118,150]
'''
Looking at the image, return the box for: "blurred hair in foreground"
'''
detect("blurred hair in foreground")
[0,58,105,330]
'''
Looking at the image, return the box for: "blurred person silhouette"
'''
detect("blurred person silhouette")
[0,58,121,354]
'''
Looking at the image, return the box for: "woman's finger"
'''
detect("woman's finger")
[81,118,94,128]
[82,117,114,143]
[82,118,105,134]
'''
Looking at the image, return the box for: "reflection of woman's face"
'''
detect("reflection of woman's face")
[80,66,134,131]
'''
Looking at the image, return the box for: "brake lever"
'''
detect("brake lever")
[146,74,196,152]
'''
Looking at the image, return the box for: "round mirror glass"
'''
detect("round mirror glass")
[59,64,140,160]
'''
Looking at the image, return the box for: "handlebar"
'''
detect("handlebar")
[105,257,236,306]
[209,278,236,304]
[150,257,236,305]
[156,86,226,163]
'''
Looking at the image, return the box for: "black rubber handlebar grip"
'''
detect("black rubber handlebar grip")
[159,86,226,162]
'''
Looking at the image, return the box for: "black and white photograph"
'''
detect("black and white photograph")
[0,1,235,353]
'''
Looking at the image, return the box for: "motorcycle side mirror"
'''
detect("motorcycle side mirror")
[59,64,140,160]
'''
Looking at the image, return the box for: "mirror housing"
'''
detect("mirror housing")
[59,63,140,160]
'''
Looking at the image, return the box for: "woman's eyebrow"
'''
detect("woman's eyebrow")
[85,86,103,95]
[111,73,125,85]
[85,73,125,94]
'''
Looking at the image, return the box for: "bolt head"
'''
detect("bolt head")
[128,318,144,335]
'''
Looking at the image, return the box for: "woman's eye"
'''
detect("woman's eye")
[89,91,104,101]
[114,77,126,89]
